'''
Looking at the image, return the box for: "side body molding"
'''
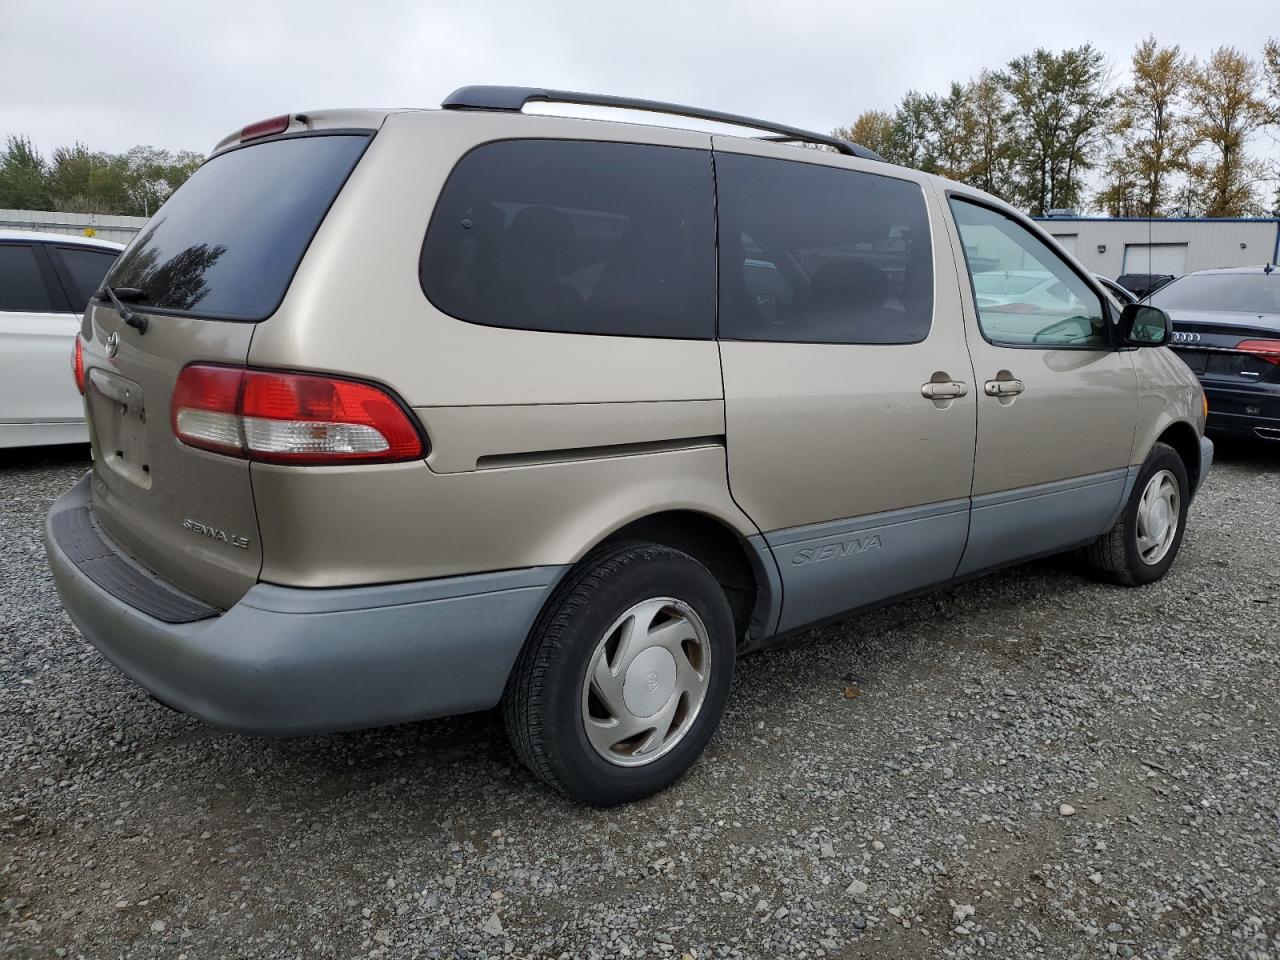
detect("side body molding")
[956,469,1129,577]
[764,499,970,633]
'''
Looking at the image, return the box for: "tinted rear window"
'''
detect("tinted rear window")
[1148,274,1280,314]
[106,133,370,321]
[716,153,933,344]
[55,246,119,309]
[421,139,715,339]
[0,245,56,312]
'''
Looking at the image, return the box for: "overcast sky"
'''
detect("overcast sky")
[4,0,1276,156]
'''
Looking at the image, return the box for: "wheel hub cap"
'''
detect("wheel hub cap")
[581,597,712,767]
[1135,469,1180,566]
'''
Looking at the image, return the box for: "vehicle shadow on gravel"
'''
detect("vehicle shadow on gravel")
[0,443,91,471]
[1208,435,1280,469]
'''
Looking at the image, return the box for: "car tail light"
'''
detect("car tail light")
[171,364,244,456]
[72,336,85,395]
[240,114,290,141]
[171,365,424,465]
[1236,339,1280,365]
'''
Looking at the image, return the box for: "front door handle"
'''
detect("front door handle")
[984,378,1025,397]
[921,380,968,400]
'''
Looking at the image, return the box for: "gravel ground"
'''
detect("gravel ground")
[2,442,1278,960]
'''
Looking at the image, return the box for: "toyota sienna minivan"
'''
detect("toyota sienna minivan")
[46,87,1212,805]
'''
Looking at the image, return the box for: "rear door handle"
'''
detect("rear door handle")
[984,378,1025,397]
[921,380,968,400]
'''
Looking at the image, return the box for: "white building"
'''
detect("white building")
[0,208,147,245]
[1034,216,1280,279]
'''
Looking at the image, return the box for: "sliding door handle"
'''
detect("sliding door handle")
[921,380,968,400]
[984,378,1025,397]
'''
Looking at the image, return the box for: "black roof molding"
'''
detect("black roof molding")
[441,86,885,162]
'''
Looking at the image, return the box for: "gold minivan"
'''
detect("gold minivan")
[46,88,1211,805]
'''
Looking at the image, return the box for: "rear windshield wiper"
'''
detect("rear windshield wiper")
[96,285,149,333]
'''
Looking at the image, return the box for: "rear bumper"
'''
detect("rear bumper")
[46,474,565,735]
[1196,435,1213,496]
[1203,383,1280,441]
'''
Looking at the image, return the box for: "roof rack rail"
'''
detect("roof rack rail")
[441,86,885,162]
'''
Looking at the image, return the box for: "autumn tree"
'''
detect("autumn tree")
[1099,37,1193,217]
[958,70,1015,197]
[1264,38,1280,214]
[1002,45,1114,215]
[834,110,894,158]
[1185,46,1270,216]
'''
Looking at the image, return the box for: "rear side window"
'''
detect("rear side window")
[53,246,119,309]
[106,133,370,321]
[0,244,56,312]
[421,140,715,339]
[716,153,933,344]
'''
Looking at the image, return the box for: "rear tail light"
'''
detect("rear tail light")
[72,336,85,395]
[171,365,425,465]
[1236,339,1280,366]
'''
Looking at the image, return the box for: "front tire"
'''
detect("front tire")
[503,542,735,806]
[1085,442,1189,586]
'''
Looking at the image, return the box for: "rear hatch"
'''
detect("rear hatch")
[81,123,373,608]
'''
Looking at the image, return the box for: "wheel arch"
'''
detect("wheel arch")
[580,509,780,647]
[1153,420,1201,492]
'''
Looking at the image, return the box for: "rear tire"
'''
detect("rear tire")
[503,541,735,806]
[1085,442,1189,586]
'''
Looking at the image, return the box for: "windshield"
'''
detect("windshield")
[106,133,370,321]
[1149,273,1280,314]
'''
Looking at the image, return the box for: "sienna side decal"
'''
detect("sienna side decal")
[789,535,883,565]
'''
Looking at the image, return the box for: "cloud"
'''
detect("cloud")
[6,0,1274,155]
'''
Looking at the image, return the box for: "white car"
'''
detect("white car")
[0,230,123,448]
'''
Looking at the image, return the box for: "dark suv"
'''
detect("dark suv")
[1117,273,1175,299]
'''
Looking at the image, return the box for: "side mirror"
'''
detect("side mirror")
[1119,303,1171,347]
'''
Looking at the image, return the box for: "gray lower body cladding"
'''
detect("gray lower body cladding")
[46,474,565,735]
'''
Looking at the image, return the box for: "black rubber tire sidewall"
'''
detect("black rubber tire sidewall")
[1120,444,1190,585]
[510,543,735,806]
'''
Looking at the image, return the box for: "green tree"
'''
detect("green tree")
[47,143,131,214]
[885,90,941,171]
[120,146,203,216]
[0,134,50,209]
[1001,45,1114,215]
[1185,46,1270,216]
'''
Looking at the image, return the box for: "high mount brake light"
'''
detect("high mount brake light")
[171,365,425,465]
[1236,339,1280,366]
[240,115,290,141]
[72,336,85,395]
